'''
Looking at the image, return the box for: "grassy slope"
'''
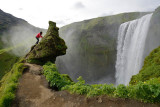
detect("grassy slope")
[0,52,19,80]
[0,61,25,107]
[130,46,160,85]
[0,39,19,80]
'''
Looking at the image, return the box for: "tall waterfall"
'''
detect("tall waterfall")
[115,13,153,85]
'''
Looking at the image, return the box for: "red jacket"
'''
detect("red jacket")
[36,33,43,38]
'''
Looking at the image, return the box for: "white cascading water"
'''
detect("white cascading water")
[115,13,153,85]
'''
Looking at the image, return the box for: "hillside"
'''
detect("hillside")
[0,52,18,80]
[0,9,43,36]
[0,9,45,80]
[56,12,149,84]
[0,9,23,35]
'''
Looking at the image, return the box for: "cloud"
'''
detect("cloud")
[1,0,160,28]
[18,8,23,11]
[55,18,72,27]
[99,12,114,17]
[73,2,85,9]
[56,20,66,25]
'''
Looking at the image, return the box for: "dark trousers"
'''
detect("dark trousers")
[36,37,39,44]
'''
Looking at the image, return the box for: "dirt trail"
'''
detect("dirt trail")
[12,63,160,107]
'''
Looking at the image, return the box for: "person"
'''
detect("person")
[36,32,43,44]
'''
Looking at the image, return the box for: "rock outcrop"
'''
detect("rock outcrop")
[25,21,67,65]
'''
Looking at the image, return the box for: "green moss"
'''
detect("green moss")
[0,61,26,107]
[26,21,67,64]
[26,59,44,65]
[130,46,160,85]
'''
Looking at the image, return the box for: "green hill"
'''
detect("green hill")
[0,51,18,80]
[0,9,44,36]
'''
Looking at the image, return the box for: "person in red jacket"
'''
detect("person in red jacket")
[36,32,43,44]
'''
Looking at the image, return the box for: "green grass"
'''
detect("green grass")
[43,62,160,103]
[0,47,14,55]
[0,52,19,80]
[130,46,160,85]
[0,40,34,80]
[0,61,25,107]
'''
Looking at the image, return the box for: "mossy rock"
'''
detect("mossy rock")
[25,21,67,65]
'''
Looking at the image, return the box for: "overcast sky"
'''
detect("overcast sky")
[0,0,160,28]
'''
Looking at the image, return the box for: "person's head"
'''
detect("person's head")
[40,31,42,35]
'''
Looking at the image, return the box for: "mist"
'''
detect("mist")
[56,20,117,84]
[1,23,46,56]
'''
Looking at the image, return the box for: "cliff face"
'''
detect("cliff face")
[56,12,149,84]
[0,9,23,34]
[143,6,160,58]
[26,21,67,65]
[0,9,44,36]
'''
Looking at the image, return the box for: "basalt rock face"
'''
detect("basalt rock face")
[25,21,67,65]
[143,6,160,58]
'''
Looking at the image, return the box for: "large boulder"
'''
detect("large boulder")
[25,21,67,64]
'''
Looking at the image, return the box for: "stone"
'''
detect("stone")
[25,21,67,65]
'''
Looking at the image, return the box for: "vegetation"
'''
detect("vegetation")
[43,62,73,90]
[0,47,19,80]
[43,62,160,103]
[130,46,160,85]
[0,61,26,107]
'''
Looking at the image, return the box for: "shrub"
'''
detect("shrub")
[114,84,129,98]
[62,76,92,95]
[43,62,160,103]
[43,62,73,90]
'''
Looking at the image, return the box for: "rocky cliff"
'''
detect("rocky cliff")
[25,21,67,65]
[0,9,44,36]
[143,6,160,58]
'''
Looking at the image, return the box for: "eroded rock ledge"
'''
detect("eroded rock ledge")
[25,21,67,65]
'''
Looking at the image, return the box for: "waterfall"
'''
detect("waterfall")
[115,13,153,85]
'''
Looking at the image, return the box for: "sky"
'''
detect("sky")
[0,0,160,28]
